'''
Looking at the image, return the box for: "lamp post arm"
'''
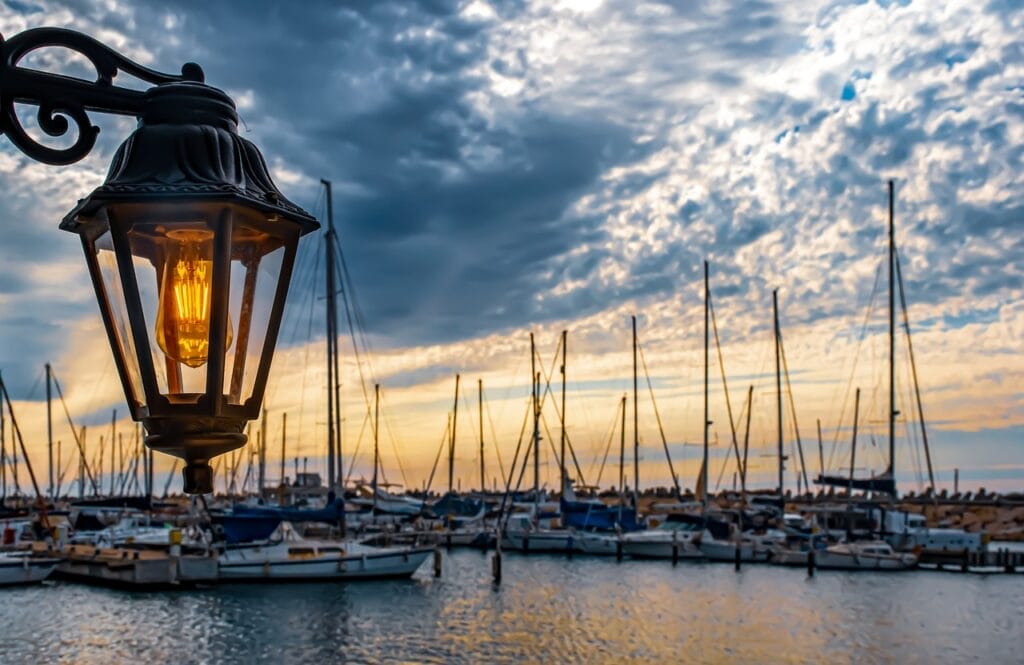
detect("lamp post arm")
[0,27,204,165]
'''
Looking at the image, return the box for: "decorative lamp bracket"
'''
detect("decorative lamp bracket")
[0,27,204,165]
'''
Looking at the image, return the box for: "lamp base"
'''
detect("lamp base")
[144,422,247,495]
[182,461,215,495]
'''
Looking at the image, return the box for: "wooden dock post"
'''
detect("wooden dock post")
[807,548,815,577]
[567,535,573,560]
[961,548,968,573]
[734,543,741,571]
[433,546,442,578]
[616,538,623,562]
[671,530,679,566]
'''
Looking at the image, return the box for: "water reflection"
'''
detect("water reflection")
[0,552,1020,663]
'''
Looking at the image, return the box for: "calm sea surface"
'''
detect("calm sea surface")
[1,550,1021,664]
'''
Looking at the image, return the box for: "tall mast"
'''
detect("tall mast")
[45,363,53,499]
[479,378,485,492]
[849,388,861,497]
[560,329,567,491]
[109,409,116,496]
[632,316,640,506]
[78,427,85,500]
[321,178,339,494]
[774,289,784,508]
[531,333,539,503]
[619,393,626,499]
[742,385,753,490]
[816,419,825,480]
[888,179,897,495]
[449,374,459,494]
[373,383,380,513]
[258,407,267,496]
[702,262,710,508]
[280,412,287,487]
[848,387,861,538]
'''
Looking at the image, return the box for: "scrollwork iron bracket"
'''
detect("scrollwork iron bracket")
[0,27,204,165]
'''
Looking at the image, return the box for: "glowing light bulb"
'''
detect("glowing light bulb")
[156,228,232,368]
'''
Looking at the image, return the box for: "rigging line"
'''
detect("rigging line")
[539,410,570,488]
[593,397,623,489]
[588,394,620,481]
[778,332,810,492]
[266,231,321,409]
[637,341,681,495]
[379,389,409,488]
[534,336,587,485]
[342,409,370,487]
[496,397,534,530]
[23,368,43,403]
[423,417,450,496]
[294,237,324,456]
[460,387,479,482]
[481,386,507,482]
[826,257,883,472]
[332,238,375,439]
[331,234,380,404]
[50,370,99,494]
[709,297,743,489]
[895,246,936,494]
[0,378,49,525]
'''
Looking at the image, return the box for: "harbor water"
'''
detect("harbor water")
[1,550,1021,663]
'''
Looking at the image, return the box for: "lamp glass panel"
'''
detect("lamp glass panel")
[93,228,145,407]
[127,220,222,401]
[223,220,285,405]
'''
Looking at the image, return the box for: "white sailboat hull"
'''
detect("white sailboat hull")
[815,549,916,571]
[622,533,703,559]
[218,544,432,580]
[699,539,771,562]
[0,553,59,586]
[574,533,621,555]
[502,530,579,553]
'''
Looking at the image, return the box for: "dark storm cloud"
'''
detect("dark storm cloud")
[1,0,1022,385]
[0,0,647,372]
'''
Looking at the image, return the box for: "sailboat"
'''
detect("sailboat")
[217,521,432,580]
[815,181,902,497]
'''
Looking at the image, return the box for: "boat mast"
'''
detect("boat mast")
[816,419,825,480]
[109,409,116,496]
[280,412,287,488]
[449,374,459,494]
[259,407,267,497]
[479,378,485,492]
[742,385,753,490]
[531,333,539,506]
[619,393,626,504]
[321,178,339,495]
[46,363,53,499]
[373,383,380,513]
[702,262,710,509]
[560,329,567,491]
[847,387,861,539]
[888,179,897,497]
[632,316,639,507]
[774,289,784,510]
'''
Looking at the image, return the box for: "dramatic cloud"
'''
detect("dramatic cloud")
[0,0,1020,494]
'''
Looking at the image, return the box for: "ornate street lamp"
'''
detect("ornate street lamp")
[0,28,318,493]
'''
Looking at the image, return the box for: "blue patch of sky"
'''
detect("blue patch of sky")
[945,53,968,70]
[841,69,873,102]
[914,305,1000,331]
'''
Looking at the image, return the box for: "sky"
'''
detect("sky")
[0,0,1021,497]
